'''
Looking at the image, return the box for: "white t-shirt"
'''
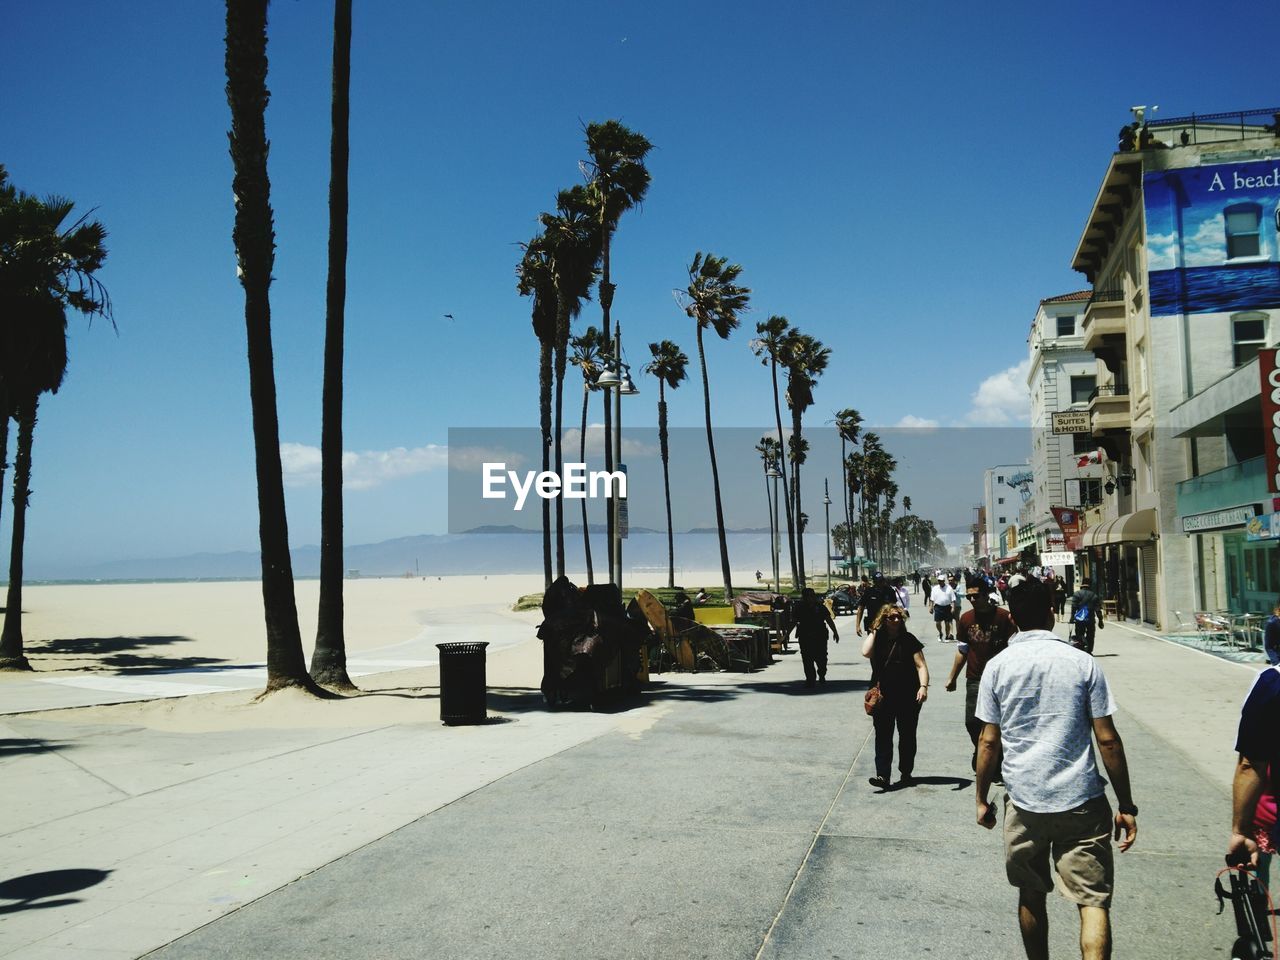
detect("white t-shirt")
[930,584,956,606]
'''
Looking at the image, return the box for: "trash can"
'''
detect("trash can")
[436,641,489,725]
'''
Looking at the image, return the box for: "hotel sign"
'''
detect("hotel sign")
[1262,348,1280,494]
[1051,410,1092,435]
[1181,504,1260,533]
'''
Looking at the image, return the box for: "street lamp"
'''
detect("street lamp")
[823,480,832,591]
[594,325,637,591]
[766,462,782,592]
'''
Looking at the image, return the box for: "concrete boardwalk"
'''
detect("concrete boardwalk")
[0,608,1266,959]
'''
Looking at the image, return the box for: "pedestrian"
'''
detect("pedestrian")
[793,586,839,688]
[975,577,1137,960]
[945,576,1016,772]
[929,574,957,641]
[911,571,922,594]
[1069,577,1105,654]
[855,572,899,639]
[861,604,928,789]
[894,576,910,610]
[1227,660,1280,883]
[1263,596,1280,667]
[1053,575,1069,617]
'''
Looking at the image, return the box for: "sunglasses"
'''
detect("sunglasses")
[885,615,903,622]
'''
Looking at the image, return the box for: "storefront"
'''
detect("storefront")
[1223,512,1280,613]
[1077,508,1159,623]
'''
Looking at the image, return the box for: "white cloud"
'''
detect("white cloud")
[561,424,657,460]
[964,359,1031,426]
[281,441,451,490]
[894,414,939,429]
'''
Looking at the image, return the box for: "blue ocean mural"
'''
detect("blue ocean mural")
[1145,160,1280,317]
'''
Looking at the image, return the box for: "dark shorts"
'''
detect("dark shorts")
[1003,794,1114,908]
[933,603,953,622]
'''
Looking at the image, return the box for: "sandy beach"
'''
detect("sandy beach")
[0,569,758,731]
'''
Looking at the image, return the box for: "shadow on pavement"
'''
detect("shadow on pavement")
[0,869,111,915]
[0,737,77,759]
[902,775,973,791]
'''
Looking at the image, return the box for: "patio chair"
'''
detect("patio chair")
[1194,611,1232,646]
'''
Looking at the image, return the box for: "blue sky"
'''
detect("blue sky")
[3,0,1276,571]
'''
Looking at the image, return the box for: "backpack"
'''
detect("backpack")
[1072,595,1092,623]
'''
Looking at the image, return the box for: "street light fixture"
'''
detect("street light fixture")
[823,480,833,591]
[766,463,781,592]
[594,328,637,591]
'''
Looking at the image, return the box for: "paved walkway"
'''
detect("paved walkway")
[0,602,1266,959]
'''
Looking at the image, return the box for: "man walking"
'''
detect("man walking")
[1227,660,1280,870]
[945,576,1016,771]
[793,587,839,688]
[1069,577,1105,654]
[855,572,898,639]
[929,574,957,642]
[975,578,1137,960]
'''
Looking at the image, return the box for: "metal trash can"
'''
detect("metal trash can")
[436,641,489,725]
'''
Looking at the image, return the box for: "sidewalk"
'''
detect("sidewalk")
[1,612,1263,959]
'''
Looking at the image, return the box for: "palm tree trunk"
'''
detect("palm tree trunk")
[539,341,552,590]
[771,359,798,584]
[0,410,8,543]
[696,326,733,601]
[579,382,594,584]
[226,0,322,696]
[658,389,675,589]
[841,438,854,567]
[600,232,615,580]
[792,404,806,590]
[553,304,569,579]
[0,398,34,670]
[311,0,354,690]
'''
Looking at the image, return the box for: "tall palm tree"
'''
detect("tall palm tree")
[680,252,750,601]
[0,169,112,670]
[782,332,831,590]
[584,121,651,576]
[833,407,862,569]
[750,316,798,584]
[644,340,688,588]
[755,435,782,587]
[225,0,323,694]
[570,325,606,583]
[311,0,355,690]
[539,185,600,579]
[516,235,556,590]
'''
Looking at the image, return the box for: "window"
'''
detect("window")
[1225,203,1262,259]
[1056,316,1076,337]
[1073,433,1098,455]
[1079,479,1102,506]
[998,517,1007,525]
[997,497,1005,504]
[1070,375,1097,404]
[996,476,1004,483]
[1232,312,1267,366]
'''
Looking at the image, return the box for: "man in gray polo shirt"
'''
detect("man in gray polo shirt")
[974,577,1138,960]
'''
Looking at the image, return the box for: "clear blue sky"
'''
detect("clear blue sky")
[2,0,1274,572]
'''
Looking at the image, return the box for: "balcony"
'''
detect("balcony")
[1082,289,1126,351]
[1176,456,1267,520]
[1088,381,1131,432]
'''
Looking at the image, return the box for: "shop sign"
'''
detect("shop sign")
[1051,410,1091,435]
[1040,551,1075,567]
[1050,506,1081,535]
[1246,511,1280,542]
[1181,504,1260,533]
[1261,348,1280,494]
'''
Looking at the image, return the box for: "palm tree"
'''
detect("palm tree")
[781,332,831,590]
[225,0,323,694]
[644,340,688,588]
[584,121,651,575]
[516,235,556,590]
[311,0,355,690]
[755,436,782,587]
[750,316,798,584]
[539,186,600,579]
[570,325,606,583]
[833,407,862,569]
[0,169,112,670]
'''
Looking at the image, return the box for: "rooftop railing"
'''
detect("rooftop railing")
[1124,108,1280,150]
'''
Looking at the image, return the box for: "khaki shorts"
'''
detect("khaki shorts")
[1003,794,1114,908]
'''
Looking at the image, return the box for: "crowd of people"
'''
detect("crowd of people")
[778,566,1279,960]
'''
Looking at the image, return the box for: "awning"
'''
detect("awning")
[1078,508,1158,548]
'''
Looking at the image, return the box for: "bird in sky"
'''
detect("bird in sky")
[443,313,454,321]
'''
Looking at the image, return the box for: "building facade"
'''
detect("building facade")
[982,464,1031,565]
[1070,109,1280,626]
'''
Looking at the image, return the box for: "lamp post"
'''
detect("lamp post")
[595,325,637,592]
[767,462,782,592]
[823,479,832,592]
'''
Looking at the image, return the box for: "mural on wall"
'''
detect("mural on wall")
[1145,159,1280,318]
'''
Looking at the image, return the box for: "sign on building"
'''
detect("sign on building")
[1246,511,1280,541]
[1181,504,1261,533]
[1040,551,1075,567]
[1262,347,1280,495]
[1051,410,1091,434]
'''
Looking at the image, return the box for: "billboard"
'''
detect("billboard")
[1144,159,1280,318]
[1263,347,1280,493]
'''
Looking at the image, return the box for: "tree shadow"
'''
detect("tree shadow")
[0,869,111,915]
[25,636,233,674]
[0,737,77,759]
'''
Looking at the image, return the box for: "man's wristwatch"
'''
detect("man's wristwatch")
[1117,803,1138,816]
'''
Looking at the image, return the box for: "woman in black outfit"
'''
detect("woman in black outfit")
[860,605,929,789]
